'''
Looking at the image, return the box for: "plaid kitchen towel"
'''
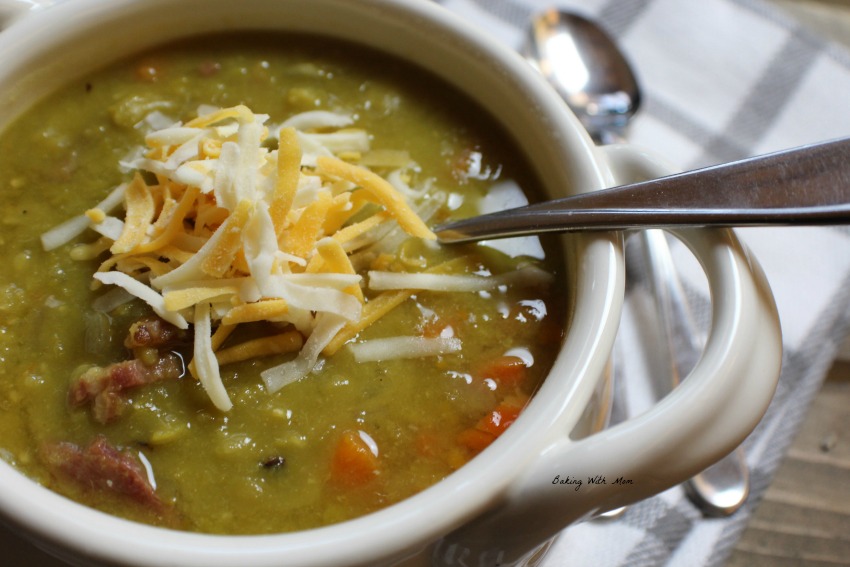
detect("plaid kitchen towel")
[435,0,850,566]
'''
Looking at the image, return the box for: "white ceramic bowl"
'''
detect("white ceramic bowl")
[0,1,782,566]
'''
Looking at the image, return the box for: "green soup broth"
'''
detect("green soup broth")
[0,34,568,534]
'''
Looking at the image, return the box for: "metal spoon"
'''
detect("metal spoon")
[524,8,639,145]
[433,135,850,240]
[452,9,761,517]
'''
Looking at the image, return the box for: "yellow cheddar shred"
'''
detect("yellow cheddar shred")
[331,211,389,245]
[216,330,303,366]
[323,290,413,356]
[321,192,356,236]
[201,199,253,278]
[111,173,156,254]
[210,323,237,351]
[157,245,194,265]
[308,237,364,302]
[316,155,436,240]
[113,256,173,279]
[185,104,254,128]
[163,285,240,312]
[133,186,201,254]
[222,299,289,325]
[194,202,229,236]
[282,190,333,259]
[200,137,222,159]
[270,127,301,236]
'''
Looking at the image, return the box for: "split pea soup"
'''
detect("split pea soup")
[0,33,568,534]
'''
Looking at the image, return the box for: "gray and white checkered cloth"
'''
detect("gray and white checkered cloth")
[438,0,850,565]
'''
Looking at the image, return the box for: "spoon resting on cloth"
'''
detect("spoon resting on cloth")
[433,135,850,242]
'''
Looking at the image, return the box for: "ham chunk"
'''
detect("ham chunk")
[125,315,187,349]
[40,435,163,512]
[69,352,184,423]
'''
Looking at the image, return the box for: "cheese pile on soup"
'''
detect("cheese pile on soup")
[0,34,566,534]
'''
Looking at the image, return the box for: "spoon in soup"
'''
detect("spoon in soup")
[432,134,850,239]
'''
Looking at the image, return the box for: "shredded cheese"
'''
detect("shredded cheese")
[348,336,462,363]
[280,110,354,131]
[221,299,289,325]
[322,289,413,356]
[368,271,496,292]
[270,127,301,236]
[261,312,347,393]
[41,182,127,251]
[192,301,233,411]
[92,271,188,329]
[44,104,552,412]
[111,173,156,254]
[315,155,436,240]
[368,265,555,292]
[215,330,303,366]
[163,285,240,312]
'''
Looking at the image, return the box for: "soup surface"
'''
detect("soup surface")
[0,34,566,534]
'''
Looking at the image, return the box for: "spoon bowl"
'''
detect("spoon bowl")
[525,10,640,141]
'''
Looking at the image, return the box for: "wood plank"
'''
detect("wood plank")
[770,0,850,49]
[728,360,850,565]
[732,525,850,564]
[768,459,850,511]
[729,548,850,567]
[743,498,850,540]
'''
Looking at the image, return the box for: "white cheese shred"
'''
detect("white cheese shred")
[93,271,188,329]
[40,183,127,251]
[193,302,233,412]
[368,265,554,292]
[280,110,353,131]
[368,271,495,292]
[261,312,347,393]
[348,336,462,363]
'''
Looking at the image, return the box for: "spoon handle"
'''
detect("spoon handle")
[435,137,850,242]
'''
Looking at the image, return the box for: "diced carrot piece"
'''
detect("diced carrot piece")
[458,401,525,456]
[330,430,379,487]
[476,355,528,388]
[474,403,523,437]
[135,57,165,83]
[420,320,445,339]
[421,308,468,339]
[457,427,496,454]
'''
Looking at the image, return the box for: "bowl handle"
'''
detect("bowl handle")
[433,144,782,566]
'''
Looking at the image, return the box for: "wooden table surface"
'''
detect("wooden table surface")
[724,2,850,565]
[727,361,850,566]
